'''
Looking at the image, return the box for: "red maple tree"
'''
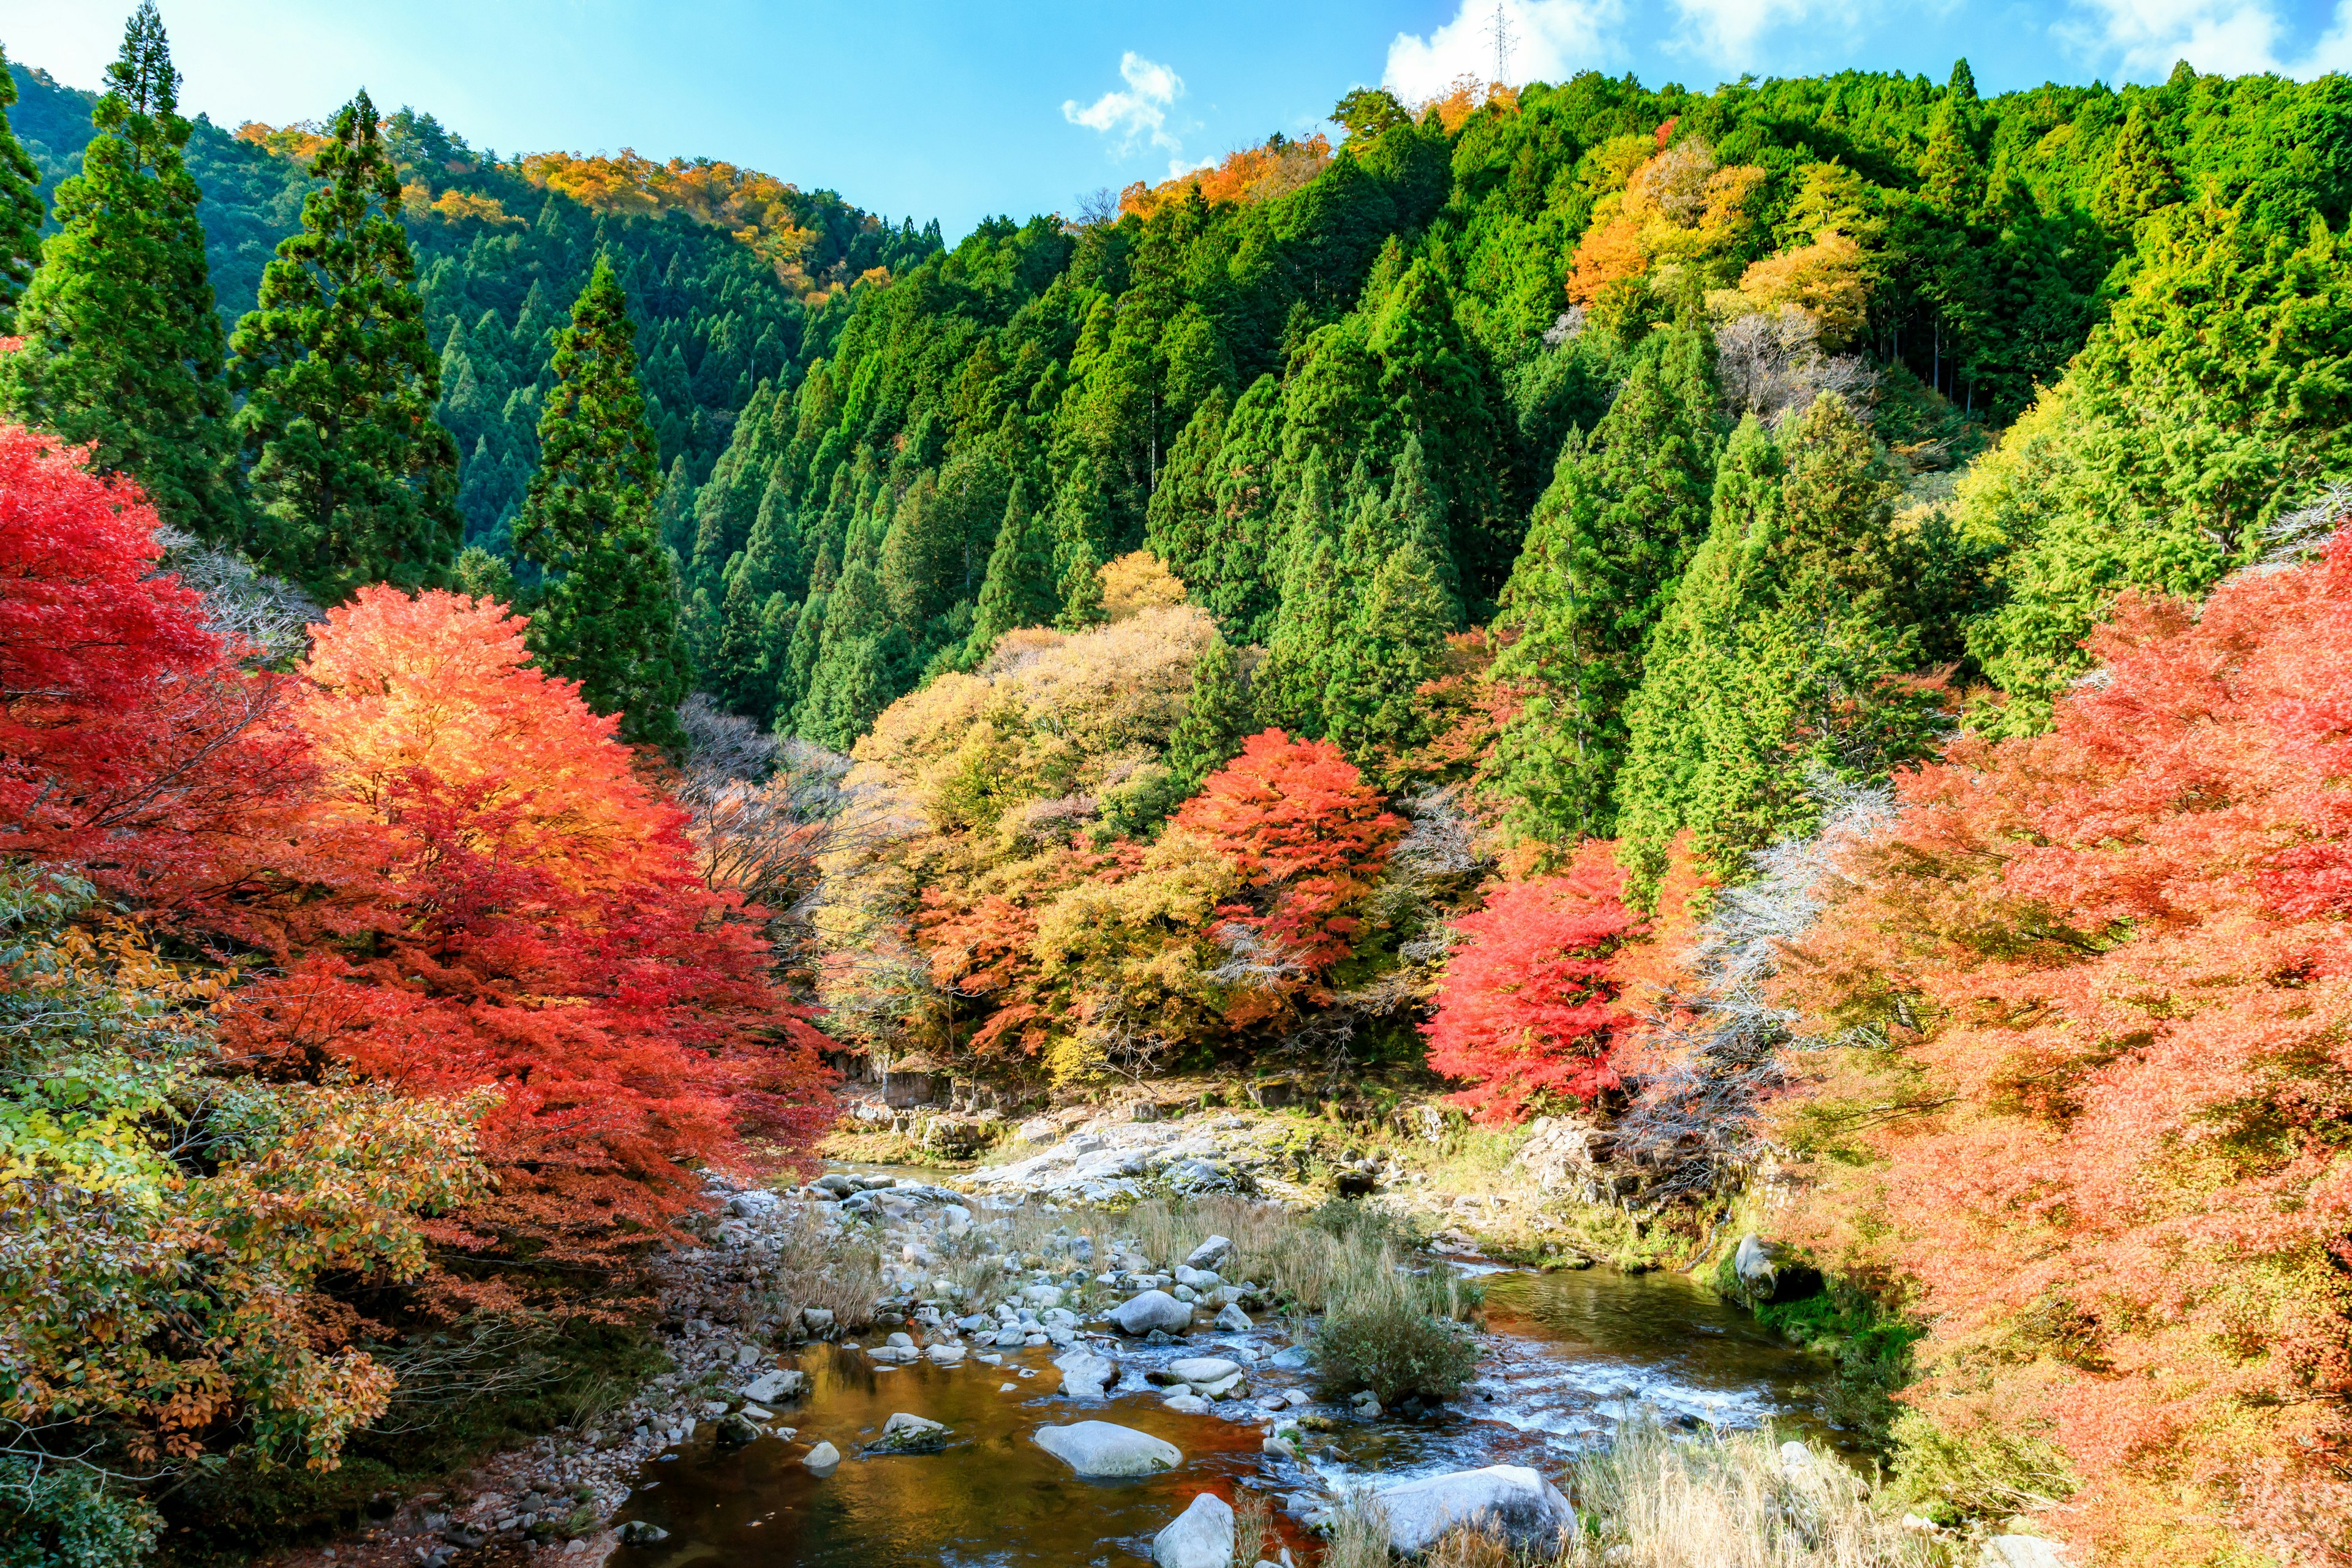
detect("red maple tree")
[223,588,836,1298]
[1425,845,1645,1122]
[1174,728,1404,971]
[1775,529,2352,1564]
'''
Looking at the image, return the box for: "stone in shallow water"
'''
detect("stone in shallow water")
[1162,1393,1212,1415]
[1213,1302,1252,1333]
[1031,1420,1181,1477]
[740,1369,805,1403]
[1054,1349,1116,1398]
[1164,1357,1240,1384]
[1152,1491,1234,1568]
[802,1441,841,1475]
[1107,1289,1192,1335]
[1377,1465,1576,1556]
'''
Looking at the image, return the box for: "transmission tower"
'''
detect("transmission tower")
[1488,0,1516,87]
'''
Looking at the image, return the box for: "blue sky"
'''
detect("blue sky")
[12,0,2351,239]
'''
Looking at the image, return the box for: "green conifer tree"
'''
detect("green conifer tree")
[2092,105,2183,231]
[1144,387,1228,587]
[232,88,459,597]
[968,478,1058,655]
[1255,450,1343,737]
[1204,374,1286,642]
[1325,543,1453,766]
[1165,635,1254,792]
[1,5,236,533]
[0,43,42,323]
[1386,431,1463,625]
[511,255,690,751]
[1055,533,1106,630]
[1618,397,1940,892]
[1485,328,1722,842]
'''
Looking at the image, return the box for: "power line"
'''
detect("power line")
[1488,0,1516,87]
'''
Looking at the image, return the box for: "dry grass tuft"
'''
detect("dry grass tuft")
[1558,1416,1956,1568]
[758,1204,886,1331]
[1321,1490,1393,1568]
[1231,1487,1276,1567]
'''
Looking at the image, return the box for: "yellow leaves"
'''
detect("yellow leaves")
[1722,230,1874,349]
[1100,549,1188,622]
[428,188,519,225]
[1567,135,1770,310]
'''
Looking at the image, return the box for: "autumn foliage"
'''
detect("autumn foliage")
[224,587,834,1292]
[1424,845,1643,1122]
[1774,535,2352,1566]
[1174,728,1404,970]
[2,427,837,1496]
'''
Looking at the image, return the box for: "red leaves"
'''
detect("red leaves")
[1777,524,2352,1562]
[1425,847,1644,1123]
[0,426,315,900]
[229,588,835,1284]
[1174,729,1404,969]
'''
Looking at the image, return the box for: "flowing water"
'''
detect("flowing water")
[607,1262,1835,1568]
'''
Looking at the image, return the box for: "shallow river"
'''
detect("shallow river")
[607,1262,1833,1568]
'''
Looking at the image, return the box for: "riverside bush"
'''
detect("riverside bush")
[1311,1244,1481,1404]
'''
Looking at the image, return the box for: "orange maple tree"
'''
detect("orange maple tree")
[1774,532,2352,1564]
[1174,729,1404,971]
[227,588,836,1295]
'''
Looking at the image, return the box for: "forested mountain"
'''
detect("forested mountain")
[6,61,940,545]
[676,64,2352,774]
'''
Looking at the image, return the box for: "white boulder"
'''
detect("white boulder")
[1107,1289,1193,1335]
[1153,1492,1235,1568]
[1165,1357,1240,1384]
[1184,1235,1234,1270]
[740,1368,805,1403]
[802,1440,841,1475]
[1055,1348,1117,1398]
[1378,1465,1577,1555]
[1032,1420,1182,1477]
[1983,1539,2068,1568]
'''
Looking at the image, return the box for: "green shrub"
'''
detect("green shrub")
[1311,1246,1481,1404]
[1731,1269,1923,1451]
[0,1460,159,1568]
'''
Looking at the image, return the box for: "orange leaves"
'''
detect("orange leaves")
[262,587,836,1278]
[1425,845,1645,1123]
[297,586,667,894]
[1567,213,1646,307]
[1775,527,2352,1563]
[1119,134,1333,220]
[1174,729,1404,970]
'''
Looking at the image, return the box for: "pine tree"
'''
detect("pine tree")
[2093,105,2183,231]
[1255,450,1343,738]
[1204,374,1286,643]
[1618,396,1939,891]
[1144,387,1227,588]
[1920,62,1986,214]
[1054,533,1106,630]
[1386,431,1462,625]
[0,43,42,323]
[232,88,459,597]
[794,556,901,748]
[1485,328,1722,842]
[1325,543,1453,766]
[968,478,1057,656]
[1,5,236,534]
[512,255,690,752]
[1165,635,1254,793]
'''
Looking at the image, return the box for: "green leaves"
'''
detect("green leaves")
[230,89,459,598]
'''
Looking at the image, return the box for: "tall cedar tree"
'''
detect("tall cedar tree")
[514,256,690,752]
[1617,398,1941,891]
[1487,328,1721,842]
[0,44,42,321]
[0,6,236,535]
[968,477,1057,656]
[1164,633,1253,791]
[231,89,459,600]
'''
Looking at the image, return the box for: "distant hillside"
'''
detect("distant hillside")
[8,61,943,543]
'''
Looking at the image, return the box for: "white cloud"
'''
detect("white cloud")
[2309,0,2352,72]
[1382,0,1623,104]
[1062,52,1188,155]
[2055,0,2286,78]
[1666,0,1863,69]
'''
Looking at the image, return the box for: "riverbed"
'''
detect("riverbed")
[605,1262,1832,1568]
